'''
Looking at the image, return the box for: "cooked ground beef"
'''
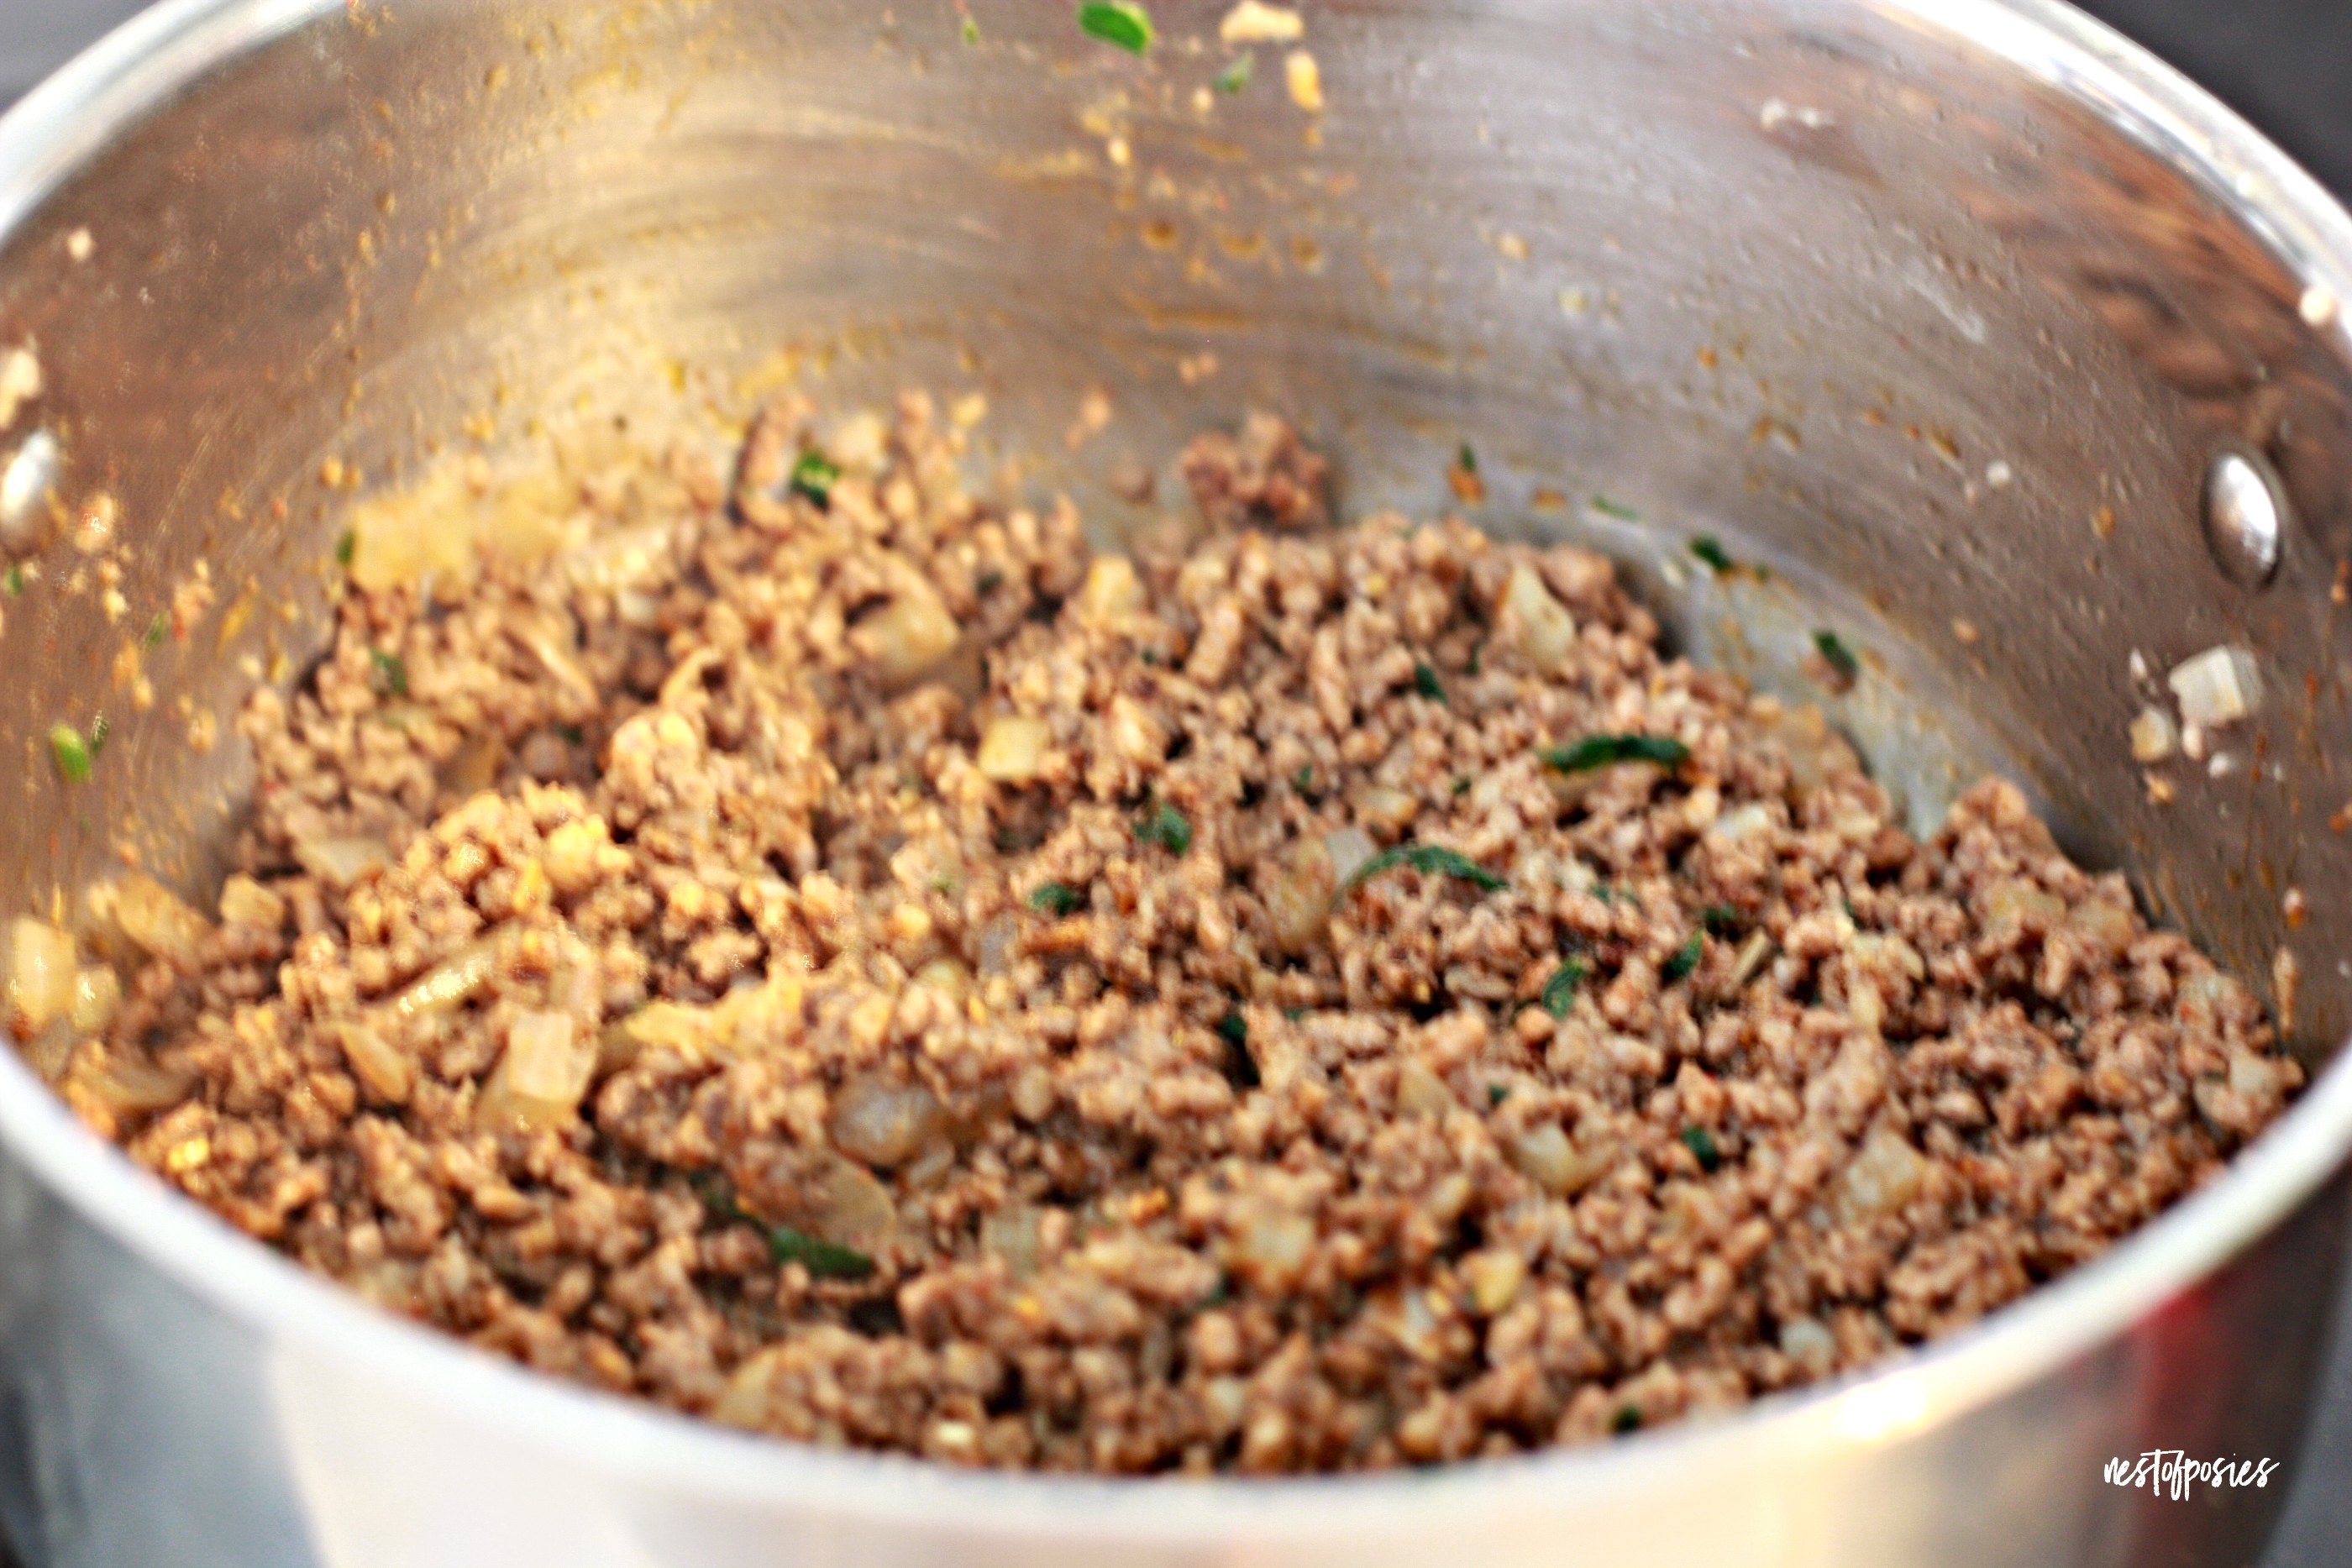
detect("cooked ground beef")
[31,391,2298,1472]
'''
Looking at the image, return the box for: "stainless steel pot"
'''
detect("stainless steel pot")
[3,1,2352,1564]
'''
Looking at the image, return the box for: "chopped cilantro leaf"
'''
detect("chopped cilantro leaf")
[1413,662,1446,703]
[1282,1005,1308,1021]
[1689,535,1733,573]
[1457,442,1478,475]
[769,1225,876,1280]
[1814,629,1860,682]
[1137,800,1193,856]
[49,723,92,784]
[368,648,408,698]
[1488,1082,1509,1107]
[1215,1011,1248,1047]
[1293,764,1315,794]
[1700,904,1740,935]
[961,13,981,43]
[1214,51,1253,92]
[1680,1125,1722,1172]
[1662,931,1703,983]
[1452,776,1472,797]
[1340,843,1507,897]
[335,529,355,566]
[3,564,21,595]
[977,569,1004,594]
[1538,957,1588,1018]
[1540,733,1690,773]
[144,611,167,647]
[1589,495,1639,522]
[1078,1,1152,53]
[789,449,841,506]
[1030,881,1084,916]
[1612,1404,1643,1434]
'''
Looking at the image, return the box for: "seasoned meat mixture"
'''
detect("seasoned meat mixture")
[24,392,2299,1471]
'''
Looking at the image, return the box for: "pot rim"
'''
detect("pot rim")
[3,0,2350,1539]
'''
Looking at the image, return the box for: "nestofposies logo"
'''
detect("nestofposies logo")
[2104,1450,2281,1499]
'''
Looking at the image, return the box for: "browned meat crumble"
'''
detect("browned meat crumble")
[23,392,2298,1472]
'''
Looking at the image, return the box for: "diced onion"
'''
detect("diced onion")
[294,836,388,891]
[78,1052,195,1116]
[69,965,122,1034]
[1266,836,1336,954]
[2128,706,2177,763]
[1507,1122,1610,1196]
[476,1009,594,1134]
[110,875,213,968]
[391,939,499,1018]
[1075,556,1146,626]
[1830,1126,1929,1223]
[217,874,287,931]
[853,573,959,688]
[1322,826,1377,889]
[830,1072,948,1169]
[337,1019,416,1105]
[8,917,78,1033]
[1500,564,1578,674]
[2167,646,2261,730]
[976,716,1052,784]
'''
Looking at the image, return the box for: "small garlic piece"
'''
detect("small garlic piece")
[2128,705,2177,763]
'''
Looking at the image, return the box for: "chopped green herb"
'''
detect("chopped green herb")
[1137,800,1194,856]
[1611,1404,1643,1435]
[1213,50,1252,92]
[1487,1082,1510,1107]
[1077,0,1152,53]
[961,12,981,43]
[1680,1125,1722,1173]
[1029,881,1084,916]
[144,611,168,647]
[335,529,355,566]
[1341,843,1508,897]
[769,1225,876,1280]
[1457,443,1478,475]
[1842,895,1860,924]
[1293,764,1315,794]
[1662,931,1704,983]
[1452,776,1472,797]
[1139,648,1160,665]
[87,716,111,757]
[1591,883,1616,905]
[1700,904,1740,935]
[554,722,585,745]
[1282,1005,1308,1021]
[368,648,408,698]
[1589,495,1639,522]
[930,873,961,896]
[3,564,21,595]
[1689,535,1733,574]
[1215,1010,1248,1047]
[49,722,92,784]
[977,569,1005,594]
[1540,733,1691,774]
[1814,629,1860,683]
[1538,957,1587,1017]
[1413,662,1446,703]
[789,448,841,506]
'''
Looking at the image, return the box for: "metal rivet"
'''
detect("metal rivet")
[0,427,60,554]
[2202,448,2284,588]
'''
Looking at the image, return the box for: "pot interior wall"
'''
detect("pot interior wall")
[0,0,2346,1060]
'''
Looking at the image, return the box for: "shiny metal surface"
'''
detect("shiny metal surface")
[3,1,2352,1564]
[2202,448,2287,587]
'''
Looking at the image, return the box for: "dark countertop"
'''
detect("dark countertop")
[2,3,2349,1565]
